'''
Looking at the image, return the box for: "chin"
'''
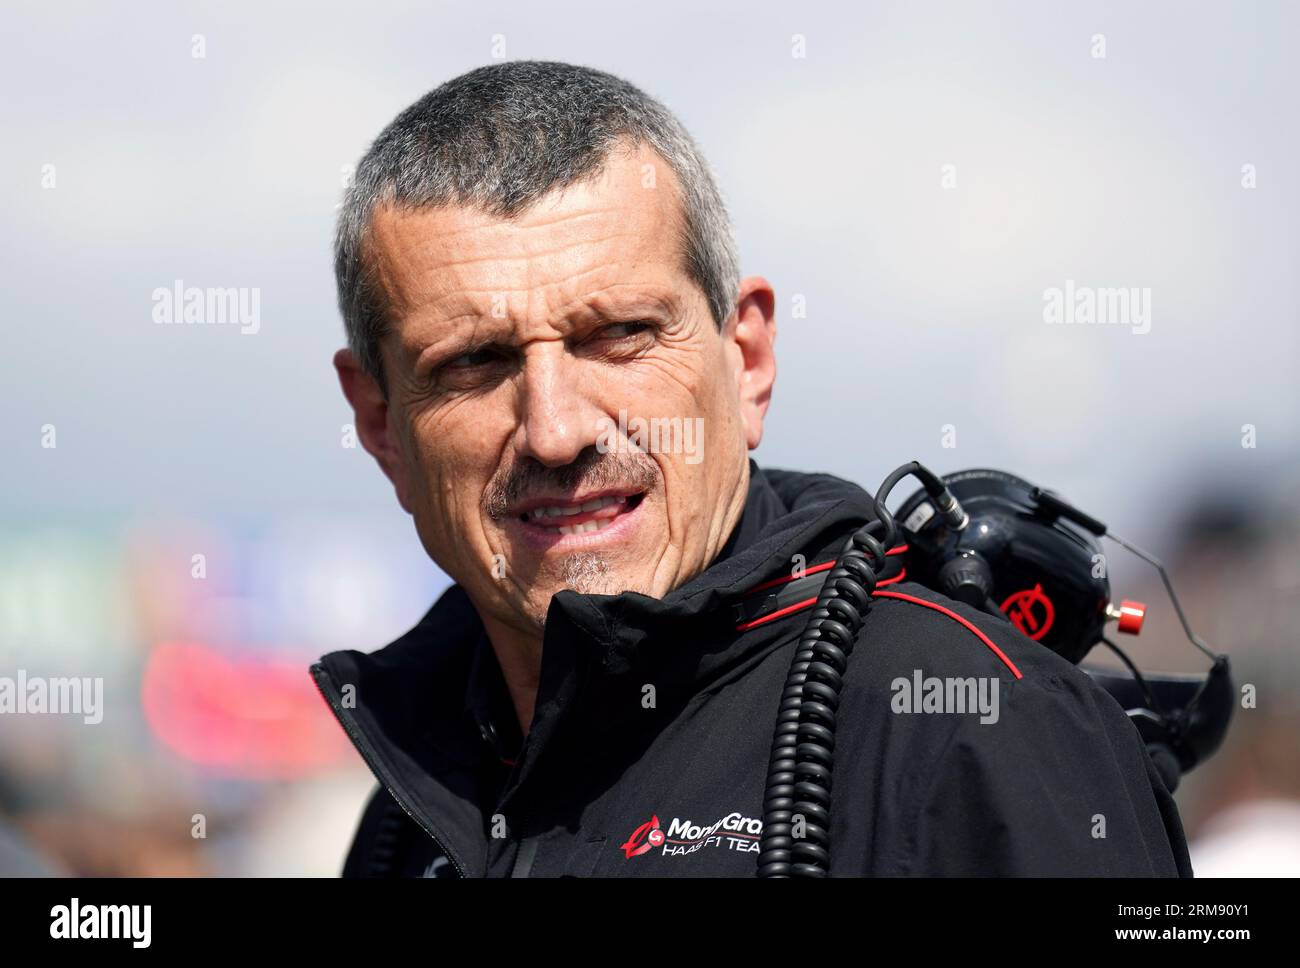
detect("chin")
[536,562,633,604]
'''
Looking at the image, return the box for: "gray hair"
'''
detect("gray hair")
[334,60,741,390]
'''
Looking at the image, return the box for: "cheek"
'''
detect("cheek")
[668,344,740,442]
[617,341,715,414]
[405,407,508,548]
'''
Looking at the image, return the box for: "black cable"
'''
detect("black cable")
[365,793,409,878]
[756,461,960,877]
[1100,635,1167,717]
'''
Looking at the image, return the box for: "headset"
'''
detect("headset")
[755,460,1234,878]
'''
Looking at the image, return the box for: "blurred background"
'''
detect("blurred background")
[1,0,1296,875]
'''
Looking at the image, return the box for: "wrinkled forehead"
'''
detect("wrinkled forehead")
[362,141,695,323]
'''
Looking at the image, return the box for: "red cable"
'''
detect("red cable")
[869,589,1023,679]
[733,576,1024,680]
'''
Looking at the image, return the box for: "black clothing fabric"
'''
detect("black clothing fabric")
[311,460,1192,877]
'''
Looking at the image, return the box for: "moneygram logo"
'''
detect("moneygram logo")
[620,815,666,858]
[620,810,762,860]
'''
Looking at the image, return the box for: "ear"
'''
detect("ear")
[728,276,777,450]
[333,348,414,514]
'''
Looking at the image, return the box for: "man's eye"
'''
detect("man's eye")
[425,346,509,393]
[599,321,653,340]
[446,346,501,368]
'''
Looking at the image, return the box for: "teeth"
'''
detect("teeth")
[528,495,625,522]
[555,519,611,535]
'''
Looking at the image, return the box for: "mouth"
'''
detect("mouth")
[508,490,648,548]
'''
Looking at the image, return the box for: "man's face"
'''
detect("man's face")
[338,142,775,638]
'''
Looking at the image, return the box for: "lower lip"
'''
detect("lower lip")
[509,495,647,552]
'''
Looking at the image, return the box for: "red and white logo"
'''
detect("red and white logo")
[620,810,762,860]
[620,815,664,858]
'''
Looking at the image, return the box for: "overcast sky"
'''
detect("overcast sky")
[4,0,1297,556]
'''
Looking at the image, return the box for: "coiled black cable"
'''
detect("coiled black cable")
[364,793,410,877]
[756,461,964,877]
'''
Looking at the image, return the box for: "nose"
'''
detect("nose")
[513,344,604,468]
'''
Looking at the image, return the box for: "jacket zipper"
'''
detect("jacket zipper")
[309,664,468,878]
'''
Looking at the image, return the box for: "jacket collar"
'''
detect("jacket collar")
[462,457,800,762]
[312,460,881,833]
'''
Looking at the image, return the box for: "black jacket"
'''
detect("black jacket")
[310,461,1193,877]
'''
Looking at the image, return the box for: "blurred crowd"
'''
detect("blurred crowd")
[2,473,1296,877]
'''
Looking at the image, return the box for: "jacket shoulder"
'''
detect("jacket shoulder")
[901,668,1193,875]
[853,580,1083,684]
[834,581,1192,875]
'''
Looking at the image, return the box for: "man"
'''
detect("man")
[313,60,1192,877]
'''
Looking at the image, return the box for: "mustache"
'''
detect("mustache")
[484,449,658,520]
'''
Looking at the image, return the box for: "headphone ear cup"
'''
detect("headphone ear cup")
[901,468,1110,665]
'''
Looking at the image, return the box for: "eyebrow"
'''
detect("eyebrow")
[410,312,507,372]
[409,289,680,370]
[578,290,680,320]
